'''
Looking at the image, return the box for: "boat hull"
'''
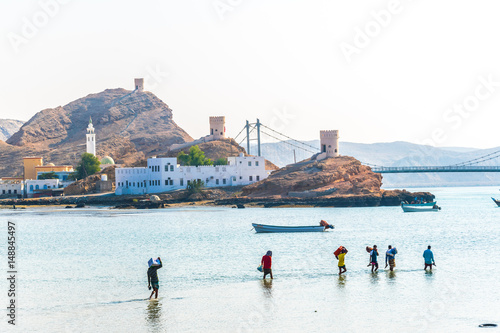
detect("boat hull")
[401,202,440,212]
[252,223,328,233]
[492,198,500,207]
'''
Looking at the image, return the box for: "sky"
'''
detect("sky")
[1,0,500,149]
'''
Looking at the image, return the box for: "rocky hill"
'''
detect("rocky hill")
[0,88,193,177]
[242,156,382,197]
[0,119,24,141]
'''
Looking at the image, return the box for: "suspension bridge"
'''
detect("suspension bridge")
[234,119,500,173]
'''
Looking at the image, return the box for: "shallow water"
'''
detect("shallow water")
[1,186,499,332]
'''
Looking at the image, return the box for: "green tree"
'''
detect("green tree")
[177,145,213,166]
[72,153,101,180]
[214,157,227,165]
[38,171,59,180]
[186,179,205,194]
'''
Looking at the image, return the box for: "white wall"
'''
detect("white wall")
[115,154,269,195]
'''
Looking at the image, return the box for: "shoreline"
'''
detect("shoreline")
[0,189,435,209]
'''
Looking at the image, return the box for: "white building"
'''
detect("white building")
[25,179,74,198]
[86,117,96,156]
[115,153,269,195]
[0,179,23,198]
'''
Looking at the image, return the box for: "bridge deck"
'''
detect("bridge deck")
[371,166,500,173]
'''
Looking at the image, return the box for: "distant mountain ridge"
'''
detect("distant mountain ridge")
[254,140,500,187]
[0,119,24,141]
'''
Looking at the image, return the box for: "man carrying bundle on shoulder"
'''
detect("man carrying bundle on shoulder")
[385,245,397,271]
[336,247,348,275]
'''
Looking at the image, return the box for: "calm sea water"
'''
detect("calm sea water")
[1,186,499,332]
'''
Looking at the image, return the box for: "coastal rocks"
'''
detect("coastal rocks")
[242,156,382,198]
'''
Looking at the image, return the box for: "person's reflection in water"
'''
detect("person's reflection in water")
[145,300,163,332]
[387,271,396,281]
[261,279,273,298]
[337,274,346,288]
[370,272,380,285]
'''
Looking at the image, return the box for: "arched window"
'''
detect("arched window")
[43,185,48,189]
[30,185,34,191]
[35,185,39,190]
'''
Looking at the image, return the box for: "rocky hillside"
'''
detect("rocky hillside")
[0,88,193,177]
[0,119,24,141]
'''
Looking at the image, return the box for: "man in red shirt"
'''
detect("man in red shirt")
[261,251,273,279]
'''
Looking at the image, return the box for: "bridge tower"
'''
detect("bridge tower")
[209,116,225,140]
[320,130,339,158]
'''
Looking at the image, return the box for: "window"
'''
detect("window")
[13,190,17,194]
[149,180,152,186]
[170,179,173,186]
[187,180,191,185]
[165,165,169,172]
[248,161,251,166]
[2,190,5,194]
[216,179,219,185]
[206,178,209,183]
[180,178,184,186]
[133,182,136,187]
[239,176,242,179]
[249,176,253,181]
[170,165,174,172]
[232,176,236,181]
[165,180,168,186]
[8,190,11,194]
[35,185,39,190]
[30,185,33,191]
[222,178,226,185]
[255,161,259,166]
[256,175,260,181]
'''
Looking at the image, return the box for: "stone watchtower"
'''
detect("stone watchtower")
[320,130,339,158]
[209,116,225,140]
[134,78,144,92]
[86,117,96,156]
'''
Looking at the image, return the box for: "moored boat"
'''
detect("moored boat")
[401,201,440,212]
[252,223,333,233]
[492,197,500,207]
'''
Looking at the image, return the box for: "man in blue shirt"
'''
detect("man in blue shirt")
[423,246,435,271]
[385,245,397,271]
[369,245,379,272]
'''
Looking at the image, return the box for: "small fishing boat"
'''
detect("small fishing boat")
[252,223,333,233]
[492,197,500,207]
[401,201,441,212]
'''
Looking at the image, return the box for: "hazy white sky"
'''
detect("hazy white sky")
[1,0,499,148]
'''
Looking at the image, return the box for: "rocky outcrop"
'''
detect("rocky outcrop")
[242,156,382,198]
[63,166,117,195]
[0,119,24,141]
[1,88,193,177]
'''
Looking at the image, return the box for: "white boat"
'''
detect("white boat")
[401,201,441,212]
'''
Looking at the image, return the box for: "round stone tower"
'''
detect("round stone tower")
[320,130,339,158]
[209,116,225,140]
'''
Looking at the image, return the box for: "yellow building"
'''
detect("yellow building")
[23,157,74,180]
[23,157,43,180]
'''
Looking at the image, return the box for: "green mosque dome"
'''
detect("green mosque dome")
[101,156,115,165]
